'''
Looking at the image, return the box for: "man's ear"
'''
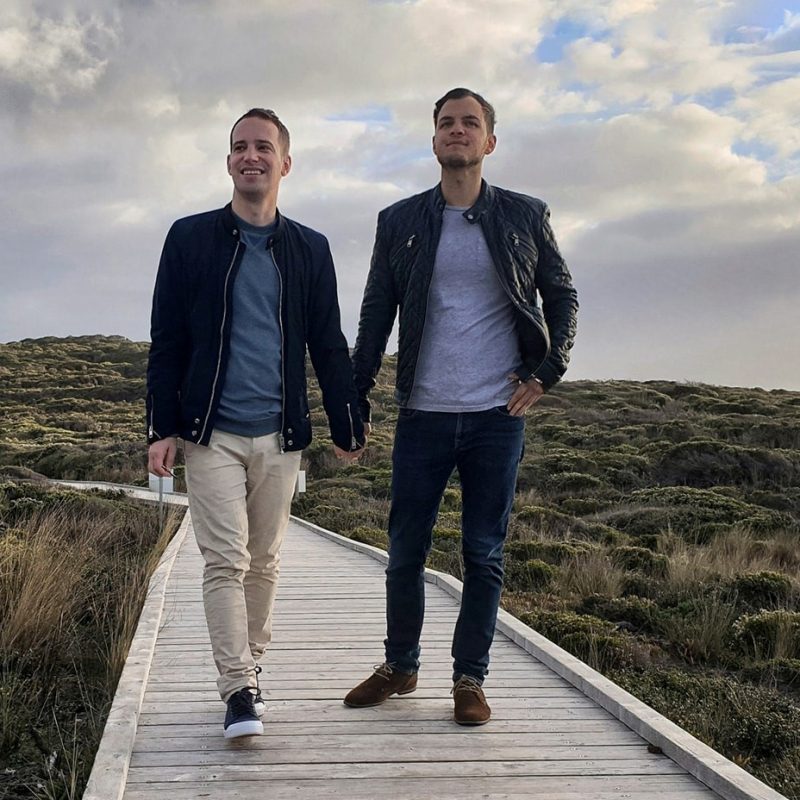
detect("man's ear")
[484,134,497,156]
[281,153,292,177]
[226,154,232,175]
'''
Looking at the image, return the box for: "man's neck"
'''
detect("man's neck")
[231,194,278,227]
[439,168,483,208]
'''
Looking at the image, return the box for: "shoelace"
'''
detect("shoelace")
[228,687,258,716]
[452,675,485,696]
[373,662,395,681]
[253,664,264,701]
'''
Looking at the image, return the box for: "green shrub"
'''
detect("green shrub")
[546,471,604,493]
[432,527,461,552]
[621,574,661,598]
[505,540,594,564]
[577,594,660,633]
[505,559,559,592]
[656,440,798,488]
[559,497,615,515]
[520,610,635,670]
[741,658,800,689]
[612,668,800,763]
[348,526,389,550]
[733,610,800,661]
[724,571,793,611]
[611,545,669,577]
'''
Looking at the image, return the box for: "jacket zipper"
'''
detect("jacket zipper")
[148,393,158,440]
[405,229,437,401]
[346,402,356,450]
[271,244,287,453]
[198,241,240,443]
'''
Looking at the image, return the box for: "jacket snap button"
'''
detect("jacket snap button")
[191,430,197,436]
[194,418,200,424]
[287,428,293,434]
[287,439,293,446]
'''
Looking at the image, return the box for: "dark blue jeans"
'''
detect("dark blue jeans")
[384,406,525,682]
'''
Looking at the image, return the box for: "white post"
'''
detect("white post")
[294,469,306,499]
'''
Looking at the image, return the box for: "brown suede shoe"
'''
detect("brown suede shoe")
[452,675,491,725]
[343,663,418,708]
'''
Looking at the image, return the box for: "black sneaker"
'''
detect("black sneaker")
[223,687,263,739]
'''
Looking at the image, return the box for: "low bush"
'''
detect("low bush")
[505,559,559,592]
[724,571,794,611]
[521,610,636,671]
[734,610,800,661]
[610,545,669,578]
[612,668,800,788]
[577,594,661,633]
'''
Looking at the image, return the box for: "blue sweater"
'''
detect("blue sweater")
[214,216,282,436]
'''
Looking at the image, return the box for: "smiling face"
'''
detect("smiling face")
[227,117,291,204]
[432,96,496,171]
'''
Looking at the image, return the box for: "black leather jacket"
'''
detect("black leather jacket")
[146,203,364,452]
[352,181,579,422]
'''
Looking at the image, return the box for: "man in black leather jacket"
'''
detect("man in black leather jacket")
[147,108,364,739]
[344,88,578,725]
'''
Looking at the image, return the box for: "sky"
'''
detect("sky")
[1,0,798,390]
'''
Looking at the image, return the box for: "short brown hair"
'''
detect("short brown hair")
[434,88,496,134]
[229,108,290,154]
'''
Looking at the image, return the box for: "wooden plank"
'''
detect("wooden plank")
[129,744,657,768]
[125,756,687,782]
[123,774,718,800]
[136,704,613,726]
[131,717,620,737]
[130,729,645,752]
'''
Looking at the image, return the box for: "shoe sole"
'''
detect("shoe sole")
[223,719,264,738]
[454,716,490,726]
[343,685,417,708]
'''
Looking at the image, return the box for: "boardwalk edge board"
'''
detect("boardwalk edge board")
[71,485,190,800]
[293,515,787,800]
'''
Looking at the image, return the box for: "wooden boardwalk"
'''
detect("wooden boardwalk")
[111,513,736,800]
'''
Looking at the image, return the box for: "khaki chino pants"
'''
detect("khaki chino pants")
[185,429,301,701]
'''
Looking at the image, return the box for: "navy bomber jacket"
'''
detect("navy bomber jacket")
[352,180,579,422]
[146,203,365,453]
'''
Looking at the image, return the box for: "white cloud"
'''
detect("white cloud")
[0,10,117,101]
[0,0,797,390]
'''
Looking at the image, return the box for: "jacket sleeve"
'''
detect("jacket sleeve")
[306,240,366,451]
[351,212,399,423]
[146,224,189,443]
[532,204,578,389]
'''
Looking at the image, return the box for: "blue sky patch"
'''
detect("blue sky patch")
[536,18,598,63]
[327,105,393,123]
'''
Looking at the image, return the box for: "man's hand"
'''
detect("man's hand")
[334,444,365,463]
[148,437,178,477]
[506,373,544,416]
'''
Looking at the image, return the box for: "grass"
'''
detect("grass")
[0,482,181,799]
[2,336,800,797]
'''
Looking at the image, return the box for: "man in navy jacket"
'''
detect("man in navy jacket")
[147,108,364,738]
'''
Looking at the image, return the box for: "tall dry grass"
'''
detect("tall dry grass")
[0,487,181,799]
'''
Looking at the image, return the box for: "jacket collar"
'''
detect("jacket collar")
[221,202,286,245]
[428,179,494,222]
